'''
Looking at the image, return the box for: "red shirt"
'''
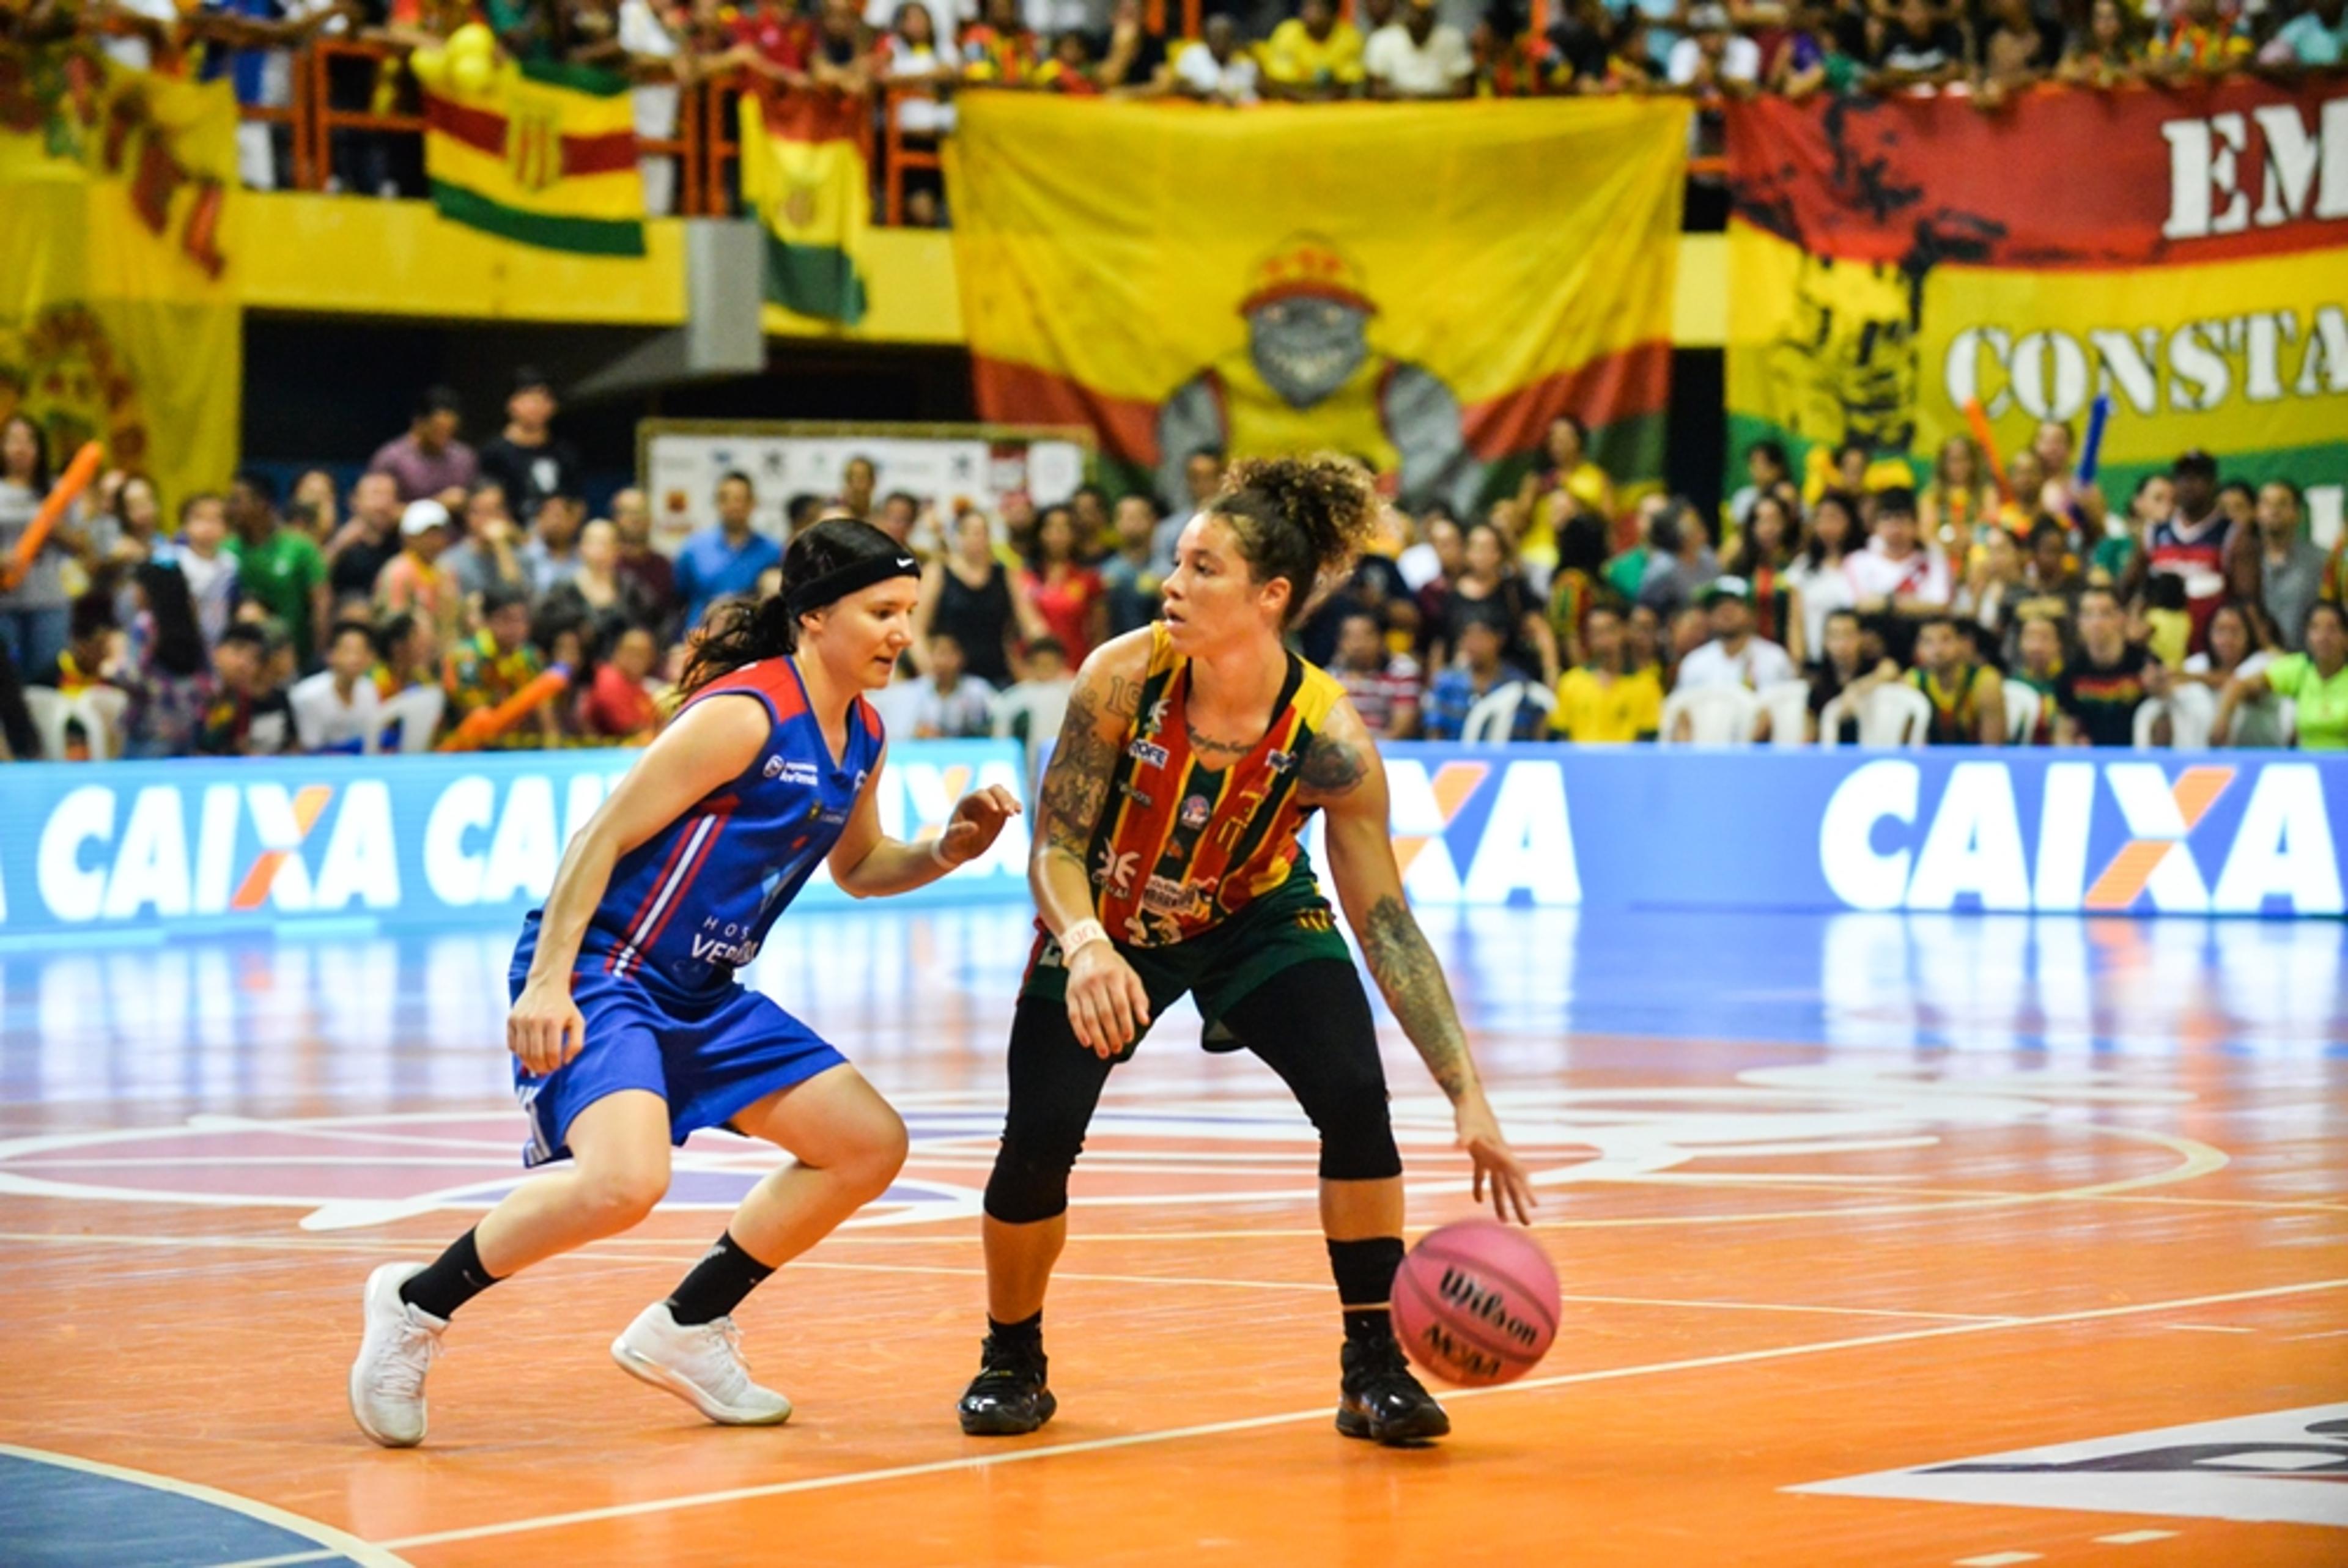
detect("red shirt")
[730,5,814,71]
[581,663,660,740]
[1022,564,1104,665]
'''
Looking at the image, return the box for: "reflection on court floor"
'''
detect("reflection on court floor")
[2,907,2342,1567]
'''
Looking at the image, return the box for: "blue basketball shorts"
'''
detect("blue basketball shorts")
[508,961,847,1168]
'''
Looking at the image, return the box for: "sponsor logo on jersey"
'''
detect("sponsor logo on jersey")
[1141,874,1213,920]
[1093,846,1140,897]
[1180,794,1211,828]
[689,932,764,966]
[1128,739,1169,768]
[1266,748,1295,774]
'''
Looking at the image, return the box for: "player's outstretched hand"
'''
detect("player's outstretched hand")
[1066,943,1150,1059]
[1456,1094,1538,1226]
[937,785,1023,867]
[508,977,586,1078]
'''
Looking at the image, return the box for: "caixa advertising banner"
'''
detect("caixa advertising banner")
[1345,745,2341,919]
[0,744,2340,942]
[0,743,1032,943]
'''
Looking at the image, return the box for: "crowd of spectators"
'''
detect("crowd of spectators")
[0,370,2341,765]
[12,0,2342,215]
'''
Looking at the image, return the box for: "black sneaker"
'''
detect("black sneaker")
[957,1334,1057,1436]
[1336,1335,1450,1446]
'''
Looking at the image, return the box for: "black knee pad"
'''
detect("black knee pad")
[983,1131,1084,1224]
[1313,1084,1404,1183]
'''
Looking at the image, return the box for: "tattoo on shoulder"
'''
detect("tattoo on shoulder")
[1105,673,1146,719]
[1298,730,1368,796]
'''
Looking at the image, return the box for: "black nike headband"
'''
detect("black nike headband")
[783,550,921,620]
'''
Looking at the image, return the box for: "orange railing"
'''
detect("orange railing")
[245,40,1728,226]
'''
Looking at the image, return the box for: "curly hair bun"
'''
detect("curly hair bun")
[1221,456,1378,576]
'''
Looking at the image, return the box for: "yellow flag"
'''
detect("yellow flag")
[945,94,1688,510]
[0,46,242,517]
[414,28,645,257]
[737,90,870,326]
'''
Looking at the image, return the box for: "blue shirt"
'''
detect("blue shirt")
[2271,10,2348,64]
[1422,660,1536,741]
[200,0,282,106]
[675,526,783,630]
[518,657,882,998]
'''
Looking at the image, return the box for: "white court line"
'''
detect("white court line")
[2094,1530,2180,1545]
[0,1229,2020,1322]
[0,1444,412,1568]
[302,1275,2347,1558]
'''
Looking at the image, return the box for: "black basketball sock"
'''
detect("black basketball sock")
[1328,1237,1406,1344]
[988,1311,1043,1354]
[665,1231,778,1327]
[399,1228,501,1322]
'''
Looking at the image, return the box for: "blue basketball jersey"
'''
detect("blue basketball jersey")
[518,657,884,997]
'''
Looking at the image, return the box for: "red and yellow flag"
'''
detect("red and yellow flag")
[412,28,644,257]
[737,89,871,326]
[945,95,1688,513]
[1725,79,2348,504]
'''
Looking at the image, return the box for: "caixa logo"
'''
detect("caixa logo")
[1819,759,2342,916]
[29,781,403,924]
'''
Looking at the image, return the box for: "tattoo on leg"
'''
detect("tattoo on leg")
[1359,895,1471,1101]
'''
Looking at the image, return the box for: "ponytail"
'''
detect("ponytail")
[677,594,797,700]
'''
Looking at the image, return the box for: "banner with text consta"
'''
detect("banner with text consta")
[1726,78,2348,512]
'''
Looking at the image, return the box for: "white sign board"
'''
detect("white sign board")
[639,421,1093,555]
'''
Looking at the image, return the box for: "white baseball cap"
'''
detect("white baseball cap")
[401,499,452,537]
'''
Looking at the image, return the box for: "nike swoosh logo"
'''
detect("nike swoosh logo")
[897,557,915,567]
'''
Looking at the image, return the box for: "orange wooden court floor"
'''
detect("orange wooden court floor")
[2,907,2343,1566]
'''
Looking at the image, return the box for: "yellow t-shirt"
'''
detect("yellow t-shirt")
[1548,664,1663,743]
[2145,607,2192,670]
[1258,19,1365,86]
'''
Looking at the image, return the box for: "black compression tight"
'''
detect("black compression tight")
[983,959,1403,1225]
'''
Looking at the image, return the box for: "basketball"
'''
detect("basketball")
[1392,1221,1560,1388]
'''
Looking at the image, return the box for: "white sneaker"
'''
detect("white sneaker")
[611,1303,792,1425]
[349,1262,446,1448]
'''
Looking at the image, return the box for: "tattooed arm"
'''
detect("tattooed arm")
[1032,630,1156,1058]
[1313,699,1538,1223]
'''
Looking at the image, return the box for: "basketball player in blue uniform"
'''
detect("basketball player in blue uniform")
[349,520,1019,1448]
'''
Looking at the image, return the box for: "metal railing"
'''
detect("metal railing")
[254,39,1726,227]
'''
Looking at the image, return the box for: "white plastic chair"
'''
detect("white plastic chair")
[75,685,127,759]
[2002,679,2043,746]
[2229,692,2294,749]
[863,679,926,739]
[990,683,1070,747]
[1658,683,1760,746]
[377,685,447,755]
[21,685,70,761]
[1461,680,1554,743]
[991,681,1072,787]
[1819,683,1932,748]
[1756,679,1812,748]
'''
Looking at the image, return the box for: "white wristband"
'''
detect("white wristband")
[929,834,959,869]
[1058,919,1108,959]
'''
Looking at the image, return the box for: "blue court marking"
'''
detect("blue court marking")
[0,1448,406,1568]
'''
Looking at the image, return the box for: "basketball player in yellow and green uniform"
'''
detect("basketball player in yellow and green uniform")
[1907,614,2007,745]
[957,457,1537,1447]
